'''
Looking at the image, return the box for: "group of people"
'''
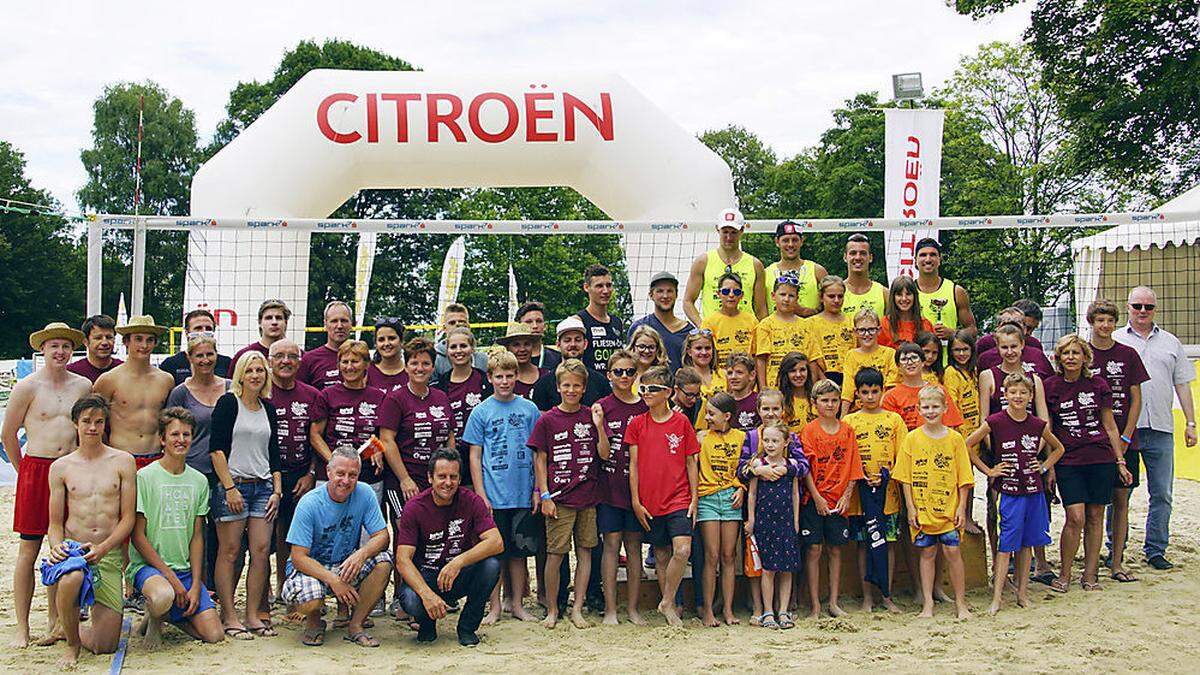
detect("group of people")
[2,210,1195,662]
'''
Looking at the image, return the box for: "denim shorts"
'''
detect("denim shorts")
[211,478,273,522]
[913,529,960,548]
[697,487,743,522]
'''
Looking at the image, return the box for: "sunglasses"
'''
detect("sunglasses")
[1130,303,1156,311]
[638,384,671,395]
[719,287,744,297]
[676,388,701,400]
[689,327,713,337]
[610,367,637,377]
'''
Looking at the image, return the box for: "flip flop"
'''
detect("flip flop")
[344,631,380,648]
[332,616,375,630]
[1048,577,1070,594]
[302,620,326,647]
[248,625,278,637]
[1031,571,1057,586]
[1081,579,1103,591]
[1110,571,1138,583]
[224,626,255,641]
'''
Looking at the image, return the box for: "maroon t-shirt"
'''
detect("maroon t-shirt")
[598,394,649,510]
[978,345,1054,380]
[379,386,453,491]
[313,384,385,482]
[298,344,341,390]
[395,487,497,573]
[1044,374,1115,466]
[232,342,269,370]
[526,406,601,509]
[987,364,1036,415]
[442,370,486,483]
[66,357,123,383]
[367,363,409,395]
[733,391,761,431]
[986,410,1047,495]
[1090,342,1150,450]
[269,380,321,471]
[978,333,1042,354]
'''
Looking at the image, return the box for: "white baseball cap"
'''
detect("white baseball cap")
[556,316,587,338]
[716,208,745,230]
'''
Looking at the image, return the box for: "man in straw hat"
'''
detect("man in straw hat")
[1,322,91,647]
[94,315,175,469]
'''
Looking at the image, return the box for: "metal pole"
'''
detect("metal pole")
[131,95,146,316]
[87,218,103,315]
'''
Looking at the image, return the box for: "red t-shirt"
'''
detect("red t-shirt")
[799,420,866,504]
[624,411,700,517]
[66,357,122,383]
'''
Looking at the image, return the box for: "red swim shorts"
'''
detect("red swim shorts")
[133,452,163,471]
[13,455,56,538]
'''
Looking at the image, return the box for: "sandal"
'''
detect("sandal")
[224,626,255,641]
[302,620,326,647]
[749,612,767,627]
[1031,571,1057,586]
[1110,571,1138,583]
[777,612,795,630]
[344,630,380,648]
[332,616,375,630]
[248,625,278,637]
[761,613,779,629]
[1048,577,1070,593]
[1081,578,1103,591]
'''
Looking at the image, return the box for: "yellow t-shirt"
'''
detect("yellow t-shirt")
[697,428,747,497]
[843,409,906,515]
[922,371,940,384]
[893,427,974,537]
[804,313,855,374]
[840,346,899,404]
[786,396,816,435]
[754,313,810,389]
[702,311,758,373]
[943,366,981,444]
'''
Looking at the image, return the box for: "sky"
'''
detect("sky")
[0,1,1031,213]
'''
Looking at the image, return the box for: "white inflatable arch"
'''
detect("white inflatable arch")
[187,70,734,345]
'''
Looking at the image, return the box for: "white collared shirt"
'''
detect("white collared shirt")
[1114,323,1195,433]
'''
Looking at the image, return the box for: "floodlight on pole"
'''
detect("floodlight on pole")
[892,72,924,102]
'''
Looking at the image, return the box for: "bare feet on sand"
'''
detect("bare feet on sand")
[512,606,539,622]
[602,612,619,626]
[56,644,80,670]
[808,605,822,620]
[827,603,846,618]
[656,600,683,627]
[9,630,29,649]
[481,610,501,626]
[139,615,164,650]
[933,588,951,603]
[861,600,873,613]
[919,606,935,619]
[957,604,972,620]
[722,610,739,625]
[34,625,65,647]
[542,612,558,629]
[882,597,902,614]
[700,610,720,627]
[569,609,590,629]
[988,601,1001,616]
[627,610,646,626]
[1016,595,1029,608]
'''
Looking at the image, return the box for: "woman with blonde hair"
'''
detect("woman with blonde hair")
[628,325,669,385]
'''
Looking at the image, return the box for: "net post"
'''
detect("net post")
[86,217,103,315]
[131,218,146,315]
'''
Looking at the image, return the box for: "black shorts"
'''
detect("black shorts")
[597,503,641,535]
[1121,448,1141,489]
[800,500,850,546]
[492,508,540,559]
[385,488,406,523]
[645,509,692,548]
[1056,462,1116,506]
[278,467,309,525]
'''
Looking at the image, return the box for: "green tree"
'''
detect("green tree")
[77,81,200,326]
[953,0,1200,189]
[0,141,84,355]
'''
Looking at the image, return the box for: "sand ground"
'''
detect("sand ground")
[2,478,1199,674]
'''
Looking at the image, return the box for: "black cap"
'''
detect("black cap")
[914,237,941,254]
[649,271,679,287]
[774,220,802,238]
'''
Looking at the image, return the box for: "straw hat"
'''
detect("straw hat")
[116,314,167,336]
[495,322,541,346]
[29,322,86,351]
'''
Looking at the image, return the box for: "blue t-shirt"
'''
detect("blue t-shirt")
[461,395,540,510]
[286,483,387,566]
[628,314,694,372]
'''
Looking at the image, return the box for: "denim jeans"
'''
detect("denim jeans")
[399,557,501,636]
[1137,428,1175,559]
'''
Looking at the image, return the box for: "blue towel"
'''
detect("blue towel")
[39,540,95,608]
[859,468,891,598]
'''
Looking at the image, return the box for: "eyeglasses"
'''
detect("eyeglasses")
[719,287,744,297]
[1130,303,1156,311]
[688,327,713,337]
[610,367,637,377]
[638,384,671,395]
[271,353,301,362]
[898,354,923,363]
[634,343,657,352]
[855,327,880,335]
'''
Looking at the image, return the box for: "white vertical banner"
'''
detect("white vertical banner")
[353,232,378,340]
[883,108,944,280]
[507,265,519,322]
[436,237,467,327]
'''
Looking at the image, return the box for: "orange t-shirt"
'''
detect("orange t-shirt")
[799,419,866,505]
[881,382,965,430]
[878,316,934,348]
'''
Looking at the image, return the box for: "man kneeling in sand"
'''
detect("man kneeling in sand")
[43,395,136,666]
[129,407,224,647]
[282,446,392,648]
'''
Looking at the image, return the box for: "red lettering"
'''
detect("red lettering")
[381,93,421,142]
[906,135,921,158]
[366,93,379,143]
[213,308,238,326]
[903,208,917,218]
[903,182,918,207]
[904,158,920,181]
[524,92,557,142]
[427,94,466,142]
[563,92,613,141]
[467,93,519,143]
[316,93,361,144]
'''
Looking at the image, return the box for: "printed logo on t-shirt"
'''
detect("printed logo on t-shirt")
[1022,362,1035,374]
[1020,434,1038,451]
[665,433,682,454]
[290,401,309,417]
[507,413,527,428]
[738,411,756,428]
[789,333,805,347]
[591,327,606,337]
[466,392,483,407]
[357,401,377,417]
[735,329,751,343]
[873,425,890,440]
[429,406,447,420]
[1106,360,1123,376]
[553,430,568,441]
[1078,392,1095,407]
[573,422,593,439]
[934,452,951,469]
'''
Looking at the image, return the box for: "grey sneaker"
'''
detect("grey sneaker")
[370,598,386,617]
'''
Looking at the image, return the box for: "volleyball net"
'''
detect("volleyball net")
[86,210,1200,354]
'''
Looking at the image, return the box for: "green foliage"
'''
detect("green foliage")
[0,141,84,355]
[76,81,200,326]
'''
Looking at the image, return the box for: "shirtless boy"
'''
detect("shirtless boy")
[1,323,91,647]
[43,395,136,666]
[94,315,175,468]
